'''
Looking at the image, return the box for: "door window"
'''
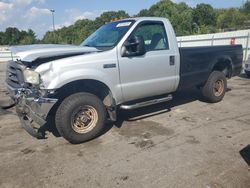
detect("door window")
[132,22,169,51]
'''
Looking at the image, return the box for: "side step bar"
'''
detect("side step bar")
[120,95,173,110]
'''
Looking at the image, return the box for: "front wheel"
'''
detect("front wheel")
[55,92,107,144]
[201,71,227,103]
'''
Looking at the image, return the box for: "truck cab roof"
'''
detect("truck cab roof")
[117,17,170,23]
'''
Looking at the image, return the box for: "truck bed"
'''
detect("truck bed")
[178,45,243,90]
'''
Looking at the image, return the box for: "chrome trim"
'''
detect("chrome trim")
[120,95,173,110]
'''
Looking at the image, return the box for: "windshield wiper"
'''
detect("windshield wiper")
[82,44,94,47]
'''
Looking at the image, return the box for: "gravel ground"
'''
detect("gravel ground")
[0,62,250,188]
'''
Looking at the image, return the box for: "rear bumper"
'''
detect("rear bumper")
[7,85,58,138]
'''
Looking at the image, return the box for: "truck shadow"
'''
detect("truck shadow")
[113,87,205,129]
[238,73,250,79]
[46,87,232,139]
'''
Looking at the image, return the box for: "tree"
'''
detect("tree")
[42,11,129,45]
[0,32,4,45]
[0,28,37,45]
[3,27,22,45]
[94,11,129,28]
[20,29,37,44]
[136,0,193,36]
[192,3,216,28]
[3,1,250,45]
[137,9,151,17]
[217,8,247,30]
[42,31,58,44]
[242,1,250,15]
[173,3,193,35]
[147,0,175,19]
[20,36,34,44]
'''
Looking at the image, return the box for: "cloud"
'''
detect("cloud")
[0,0,51,38]
[3,0,45,5]
[65,9,101,20]
[55,9,102,30]
[35,0,46,4]
[25,6,50,19]
[0,1,13,9]
[14,0,33,6]
[0,0,102,38]
[0,2,13,22]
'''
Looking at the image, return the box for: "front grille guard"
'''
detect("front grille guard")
[6,60,25,88]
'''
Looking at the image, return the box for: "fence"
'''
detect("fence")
[1,29,250,62]
[0,46,13,62]
[177,29,250,63]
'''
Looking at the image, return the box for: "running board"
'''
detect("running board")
[120,95,173,110]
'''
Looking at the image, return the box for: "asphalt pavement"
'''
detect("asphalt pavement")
[0,62,250,188]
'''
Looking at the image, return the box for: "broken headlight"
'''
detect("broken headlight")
[23,69,40,85]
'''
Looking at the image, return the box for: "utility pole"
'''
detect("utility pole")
[50,9,55,31]
[50,9,56,43]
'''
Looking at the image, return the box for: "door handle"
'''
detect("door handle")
[170,56,175,66]
[103,64,116,69]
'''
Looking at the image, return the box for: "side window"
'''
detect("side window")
[132,22,169,51]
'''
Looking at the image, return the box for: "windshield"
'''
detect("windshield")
[80,20,135,50]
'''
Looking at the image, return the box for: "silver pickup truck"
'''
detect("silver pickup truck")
[6,17,243,144]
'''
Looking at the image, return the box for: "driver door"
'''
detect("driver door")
[118,21,177,102]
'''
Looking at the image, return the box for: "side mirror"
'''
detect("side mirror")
[121,35,146,57]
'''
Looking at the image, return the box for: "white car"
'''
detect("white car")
[245,55,250,77]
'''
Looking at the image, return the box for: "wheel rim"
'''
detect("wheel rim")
[213,79,224,97]
[71,105,98,134]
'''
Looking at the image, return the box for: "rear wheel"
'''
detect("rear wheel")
[201,71,227,103]
[55,92,106,144]
[246,71,250,78]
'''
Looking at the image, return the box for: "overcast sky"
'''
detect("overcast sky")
[0,0,245,38]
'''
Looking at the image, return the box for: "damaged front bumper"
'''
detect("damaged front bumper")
[7,85,58,139]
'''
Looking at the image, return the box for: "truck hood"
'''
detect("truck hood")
[10,44,100,63]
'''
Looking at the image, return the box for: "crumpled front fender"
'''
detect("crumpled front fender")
[7,85,58,139]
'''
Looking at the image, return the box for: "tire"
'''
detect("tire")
[201,71,227,103]
[246,71,250,78]
[55,92,107,144]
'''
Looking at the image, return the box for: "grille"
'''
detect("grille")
[6,61,24,88]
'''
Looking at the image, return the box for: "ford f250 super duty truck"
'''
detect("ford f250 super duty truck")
[6,17,243,144]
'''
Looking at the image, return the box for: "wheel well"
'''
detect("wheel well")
[212,59,233,78]
[55,79,115,108]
